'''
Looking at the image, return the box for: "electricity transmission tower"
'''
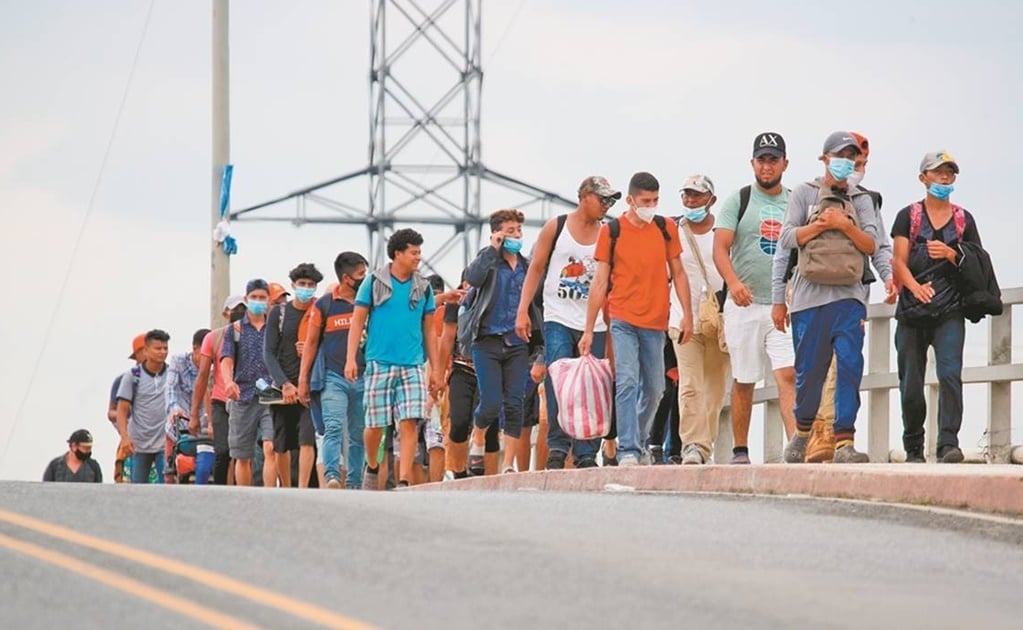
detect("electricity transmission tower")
[229,0,576,279]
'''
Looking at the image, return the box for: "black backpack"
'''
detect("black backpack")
[606,215,671,290]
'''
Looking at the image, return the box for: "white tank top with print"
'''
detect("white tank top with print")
[541,221,607,332]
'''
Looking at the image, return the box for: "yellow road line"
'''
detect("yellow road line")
[0,509,379,630]
[0,533,259,630]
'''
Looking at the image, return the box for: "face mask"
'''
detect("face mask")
[682,206,708,223]
[827,157,856,181]
[294,287,316,302]
[349,277,364,293]
[634,205,657,223]
[502,237,523,254]
[246,299,268,316]
[229,308,246,323]
[846,171,865,188]
[73,449,91,461]
[928,182,954,200]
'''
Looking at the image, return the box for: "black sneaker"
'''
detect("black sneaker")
[546,450,567,470]
[257,387,285,405]
[576,458,598,469]
[905,449,926,463]
[603,454,618,467]
[938,446,964,463]
[468,454,485,476]
[649,445,664,465]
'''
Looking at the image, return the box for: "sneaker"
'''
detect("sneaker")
[546,450,567,470]
[361,467,379,491]
[805,419,836,463]
[618,454,639,467]
[681,445,705,466]
[576,458,598,469]
[603,453,618,467]
[649,445,664,465]
[442,470,456,482]
[257,387,285,405]
[639,451,654,466]
[730,452,751,465]
[468,454,485,476]
[501,466,516,474]
[905,449,926,463]
[326,477,342,489]
[939,446,964,463]
[784,434,809,464]
[833,444,869,463]
[668,454,684,465]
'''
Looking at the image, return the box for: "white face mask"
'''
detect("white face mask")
[634,205,657,223]
[846,171,865,188]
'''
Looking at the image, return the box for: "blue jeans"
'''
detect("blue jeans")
[130,451,164,484]
[896,316,965,452]
[472,336,529,439]
[194,451,214,485]
[544,321,607,462]
[322,369,366,488]
[609,319,666,460]
[791,299,866,434]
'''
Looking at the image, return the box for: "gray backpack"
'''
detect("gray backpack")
[799,184,865,286]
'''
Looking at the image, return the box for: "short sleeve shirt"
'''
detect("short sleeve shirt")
[355,274,436,366]
[116,364,169,454]
[594,217,683,331]
[716,186,790,304]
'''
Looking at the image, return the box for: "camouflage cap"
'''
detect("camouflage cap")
[578,176,622,200]
[919,151,959,174]
[679,174,715,195]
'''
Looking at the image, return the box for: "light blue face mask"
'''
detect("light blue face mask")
[246,299,268,316]
[928,182,955,200]
[502,237,523,254]
[682,206,708,223]
[294,287,316,302]
[827,157,856,181]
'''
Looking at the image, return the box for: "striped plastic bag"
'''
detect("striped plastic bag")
[548,354,614,440]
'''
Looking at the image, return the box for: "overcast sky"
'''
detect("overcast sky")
[2,0,1021,479]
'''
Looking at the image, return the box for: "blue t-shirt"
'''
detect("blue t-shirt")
[355,274,436,367]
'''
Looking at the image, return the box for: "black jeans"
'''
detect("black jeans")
[211,400,231,484]
[647,379,681,458]
[896,316,966,453]
[448,365,499,451]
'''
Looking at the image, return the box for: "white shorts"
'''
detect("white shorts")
[723,301,794,384]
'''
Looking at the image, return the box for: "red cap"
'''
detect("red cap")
[128,333,145,359]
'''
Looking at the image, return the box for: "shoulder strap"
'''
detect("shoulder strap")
[276,303,285,335]
[679,220,715,301]
[607,218,621,270]
[951,204,967,240]
[652,215,671,241]
[736,185,752,227]
[540,214,569,282]
[318,295,334,335]
[909,201,924,241]
[130,365,141,402]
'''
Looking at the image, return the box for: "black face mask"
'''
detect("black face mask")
[350,277,364,293]
[73,449,92,461]
[229,307,246,323]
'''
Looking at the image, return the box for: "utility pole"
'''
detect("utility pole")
[210,0,231,327]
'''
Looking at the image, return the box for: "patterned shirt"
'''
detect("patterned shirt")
[220,315,271,402]
[165,352,199,417]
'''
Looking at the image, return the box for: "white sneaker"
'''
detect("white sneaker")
[681,445,705,465]
[618,454,639,467]
[442,470,456,482]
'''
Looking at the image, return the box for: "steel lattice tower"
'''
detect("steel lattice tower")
[230,0,575,279]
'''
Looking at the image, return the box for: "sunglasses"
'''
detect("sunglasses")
[598,195,618,208]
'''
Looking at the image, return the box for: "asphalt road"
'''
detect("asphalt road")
[1,481,1021,629]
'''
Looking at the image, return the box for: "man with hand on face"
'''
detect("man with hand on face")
[779,131,879,465]
[44,429,102,483]
[462,209,545,475]
[264,263,324,488]
[714,132,798,464]
[581,171,694,467]
[221,279,277,486]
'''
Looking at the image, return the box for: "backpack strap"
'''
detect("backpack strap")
[130,365,142,403]
[908,201,924,241]
[951,204,967,240]
[540,214,568,280]
[736,185,752,227]
[652,215,671,242]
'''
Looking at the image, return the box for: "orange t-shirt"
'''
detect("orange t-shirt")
[594,217,682,330]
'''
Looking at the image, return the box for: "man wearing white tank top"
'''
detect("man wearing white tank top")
[515,176,621,469]
[670,175,730,465]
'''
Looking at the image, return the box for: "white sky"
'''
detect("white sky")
[1,0,1021,479]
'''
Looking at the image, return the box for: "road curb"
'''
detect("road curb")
[410,464,1023,517]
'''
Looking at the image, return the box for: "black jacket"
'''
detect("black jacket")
[957,241,1002,323]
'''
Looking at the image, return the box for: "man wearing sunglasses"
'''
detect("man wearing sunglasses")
[515,176,621,469]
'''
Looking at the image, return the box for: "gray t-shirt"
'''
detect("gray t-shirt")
[716,185,790,305]
[778,182,880,313]
[772,182,892,304]
[116,364,169,454]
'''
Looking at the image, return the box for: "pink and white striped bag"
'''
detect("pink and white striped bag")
[548,354,614,440]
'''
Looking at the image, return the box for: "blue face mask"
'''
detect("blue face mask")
[827,157,856,181]
[246,299,268,316]
[928,182,954,200]
[682,206,708,223]
[502,237,523,255]
[294,287,316,302]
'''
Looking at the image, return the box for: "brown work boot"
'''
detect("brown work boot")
[805,420,835,463]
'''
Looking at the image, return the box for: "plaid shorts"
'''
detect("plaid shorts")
[363,361,428,429]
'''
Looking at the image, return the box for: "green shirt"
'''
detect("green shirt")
[715,185,789,305]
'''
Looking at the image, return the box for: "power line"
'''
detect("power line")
[0,0,157,470]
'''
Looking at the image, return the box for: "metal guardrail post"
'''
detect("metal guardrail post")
[867,317,892,462]
[762,400,783,463]
[988,310,1012,462]
[714,410,733,464]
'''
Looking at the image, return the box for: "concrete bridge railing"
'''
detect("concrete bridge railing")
[714,287,1023,464]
